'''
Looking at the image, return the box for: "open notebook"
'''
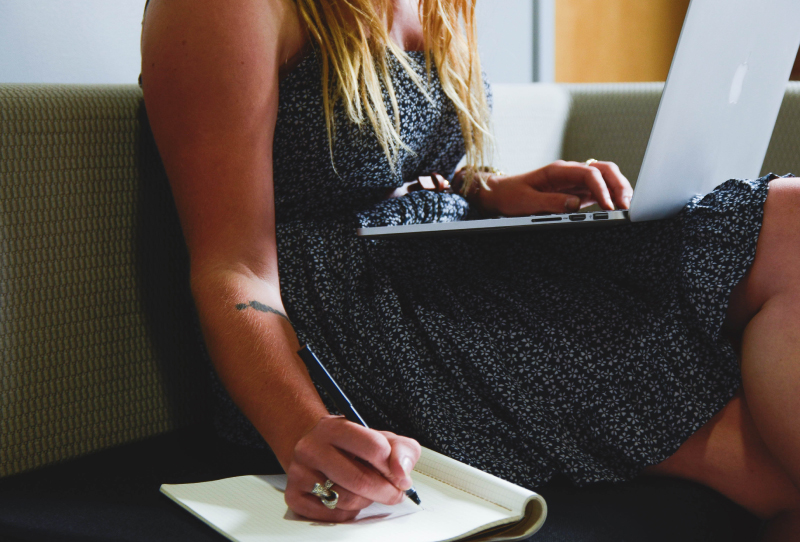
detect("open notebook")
[161,446,547,542]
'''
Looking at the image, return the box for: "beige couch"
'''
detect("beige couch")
[3,81,800,480]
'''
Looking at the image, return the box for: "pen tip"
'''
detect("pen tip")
[407,488,421,506]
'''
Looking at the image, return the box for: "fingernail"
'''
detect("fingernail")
[565,196,580,212]
[401,456,413,475]
[624,196,631,209]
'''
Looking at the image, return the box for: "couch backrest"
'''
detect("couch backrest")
[0,85,211,478]
[494,81,800,185]
[490,84,571,174]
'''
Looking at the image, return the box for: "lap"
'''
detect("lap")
[278,178,771,488]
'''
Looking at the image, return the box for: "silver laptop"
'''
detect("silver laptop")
[358,0,800,239]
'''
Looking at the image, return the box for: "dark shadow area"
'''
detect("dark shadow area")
[531,474,763,542]
[0,429,281,542]
[133,100,213,427]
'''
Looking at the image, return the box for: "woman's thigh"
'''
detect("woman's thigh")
[642,391,799,519]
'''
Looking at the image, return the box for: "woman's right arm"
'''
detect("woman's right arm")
[141,0,419,521]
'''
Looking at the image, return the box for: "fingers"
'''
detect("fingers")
[323,422,395,479]
[286,491,360,522]
[529,160,631,211]
[540,161,615,210]
[381,432,422,491]
[589,161,633,209]
[292,423,407,506]
[482,173,582,216]
[317,419,409,490]
[285,465,373,522]
[285,416,424,522]
[521,190,583,215]
[319,448,407,506]
[476,159,631,217]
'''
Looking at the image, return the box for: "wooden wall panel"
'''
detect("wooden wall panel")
[555,0,690,83]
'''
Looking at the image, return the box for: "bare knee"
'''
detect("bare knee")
[735,179,800,315]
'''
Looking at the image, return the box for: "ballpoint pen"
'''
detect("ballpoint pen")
[297,345,422,506]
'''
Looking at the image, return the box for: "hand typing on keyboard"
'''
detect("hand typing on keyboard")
[471,160,632,218]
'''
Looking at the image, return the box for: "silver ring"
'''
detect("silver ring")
[584,158,599,166]
[320,489,339,509]
[311,479,334,498]
[312,479,339,509]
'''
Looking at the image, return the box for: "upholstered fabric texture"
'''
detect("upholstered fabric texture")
[0,85,210,477]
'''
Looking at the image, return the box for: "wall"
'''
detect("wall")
[0,0,539,86]
[0,0,145,84]
[555,0,691,83]
[475,0,535,84]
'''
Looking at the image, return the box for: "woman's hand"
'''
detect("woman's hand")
[284,415,422,522]
[477,160,633,217]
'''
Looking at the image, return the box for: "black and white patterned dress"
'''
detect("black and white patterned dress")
[212,49,772,489]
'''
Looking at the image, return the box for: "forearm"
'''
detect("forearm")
[191,270,329,469]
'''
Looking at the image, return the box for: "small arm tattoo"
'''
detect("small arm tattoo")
[236,300,291,323]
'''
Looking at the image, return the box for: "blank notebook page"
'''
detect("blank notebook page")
[161,447,546,542]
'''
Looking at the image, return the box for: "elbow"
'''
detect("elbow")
[188,261,281,310]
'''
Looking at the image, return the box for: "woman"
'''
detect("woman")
[140,0,800,537]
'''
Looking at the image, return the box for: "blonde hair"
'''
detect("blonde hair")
[295,0,492,190]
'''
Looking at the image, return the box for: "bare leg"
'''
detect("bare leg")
[739,293,800,481]
[735,180,800,540]
[645,179,800,540]
[643,392,799,520]
[728,180,800,490]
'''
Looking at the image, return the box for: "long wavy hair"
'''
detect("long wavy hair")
[295,0,492,188]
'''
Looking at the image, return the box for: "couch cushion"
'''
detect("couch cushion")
[0,428,280,542]
[0,428,761,542]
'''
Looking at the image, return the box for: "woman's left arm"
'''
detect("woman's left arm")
[473,160,634,217]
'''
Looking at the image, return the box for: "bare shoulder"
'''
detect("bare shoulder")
[141,0,306,86]
[140,0,305,275]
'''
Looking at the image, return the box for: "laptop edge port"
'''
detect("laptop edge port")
[569,214,587,222]
[593,212,609,220]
